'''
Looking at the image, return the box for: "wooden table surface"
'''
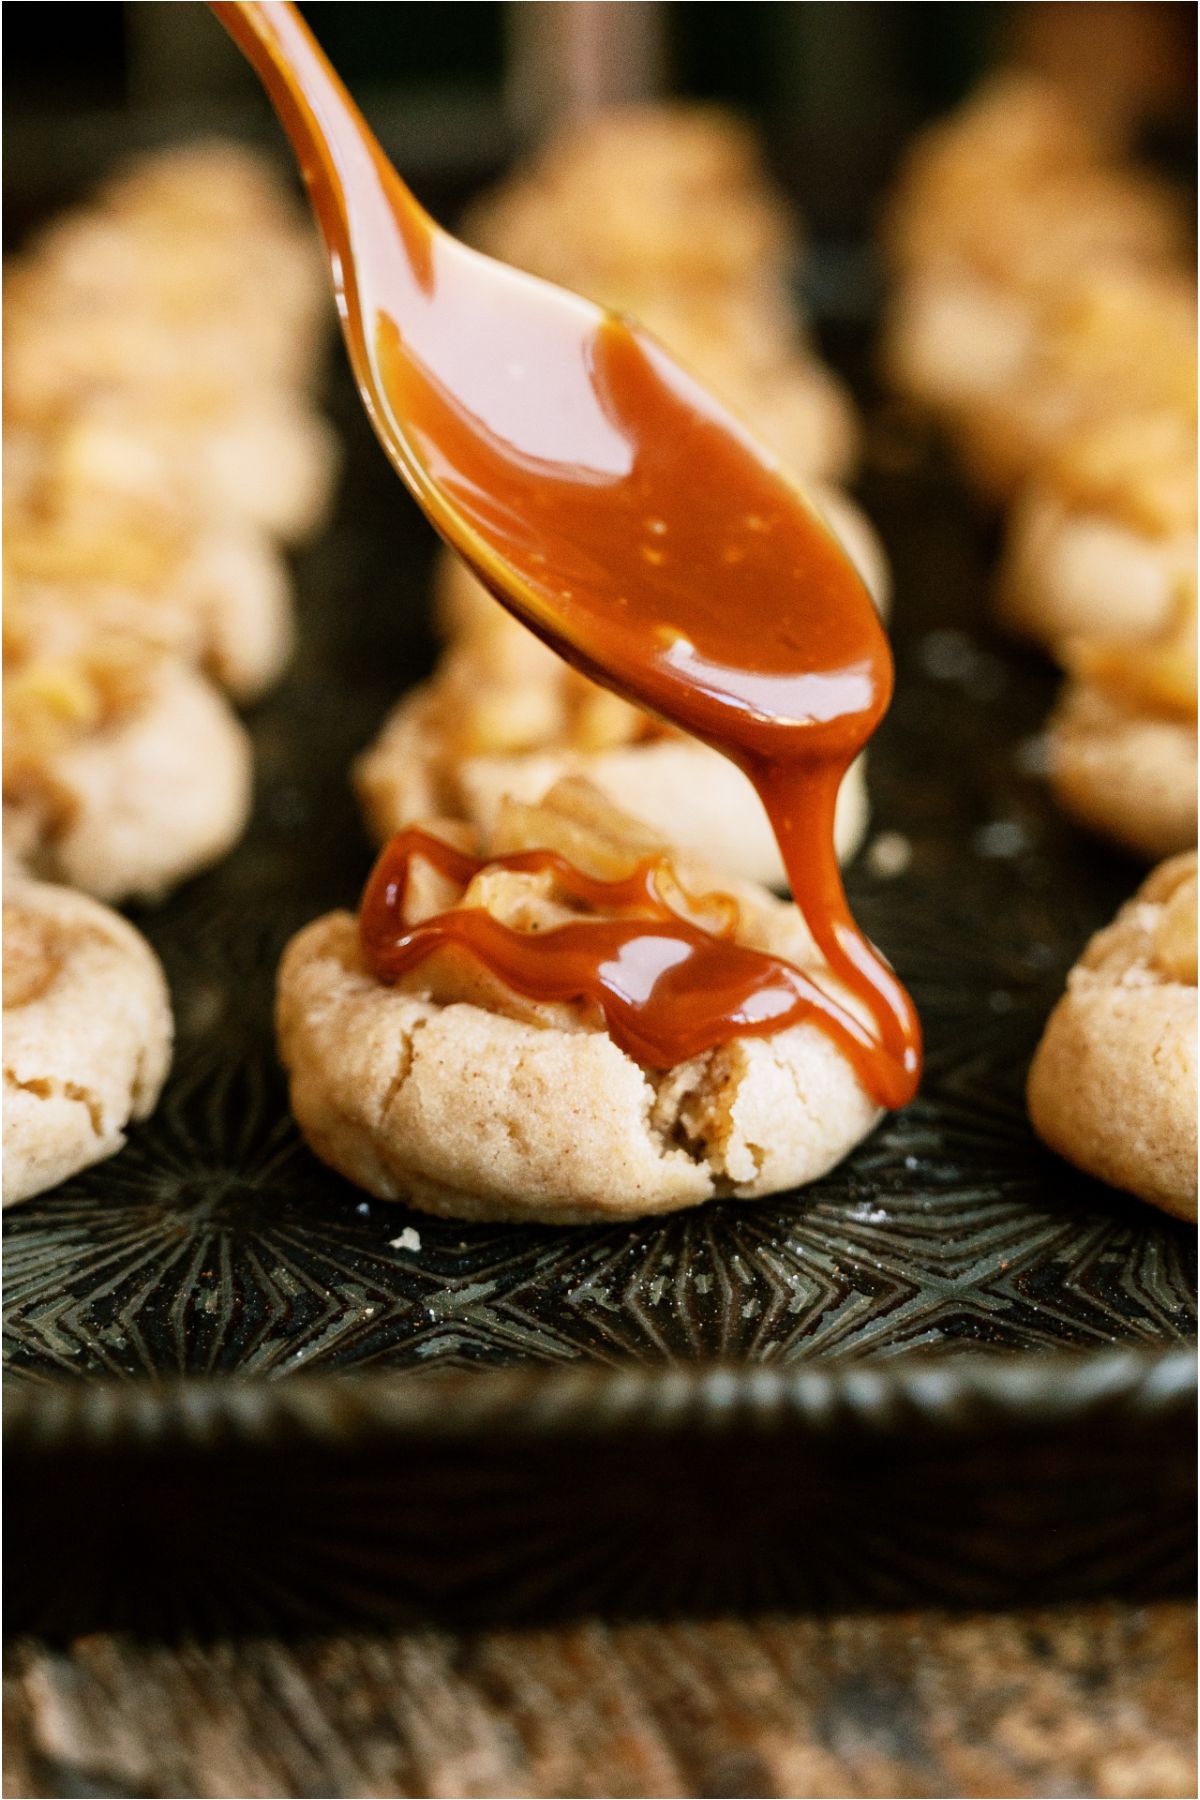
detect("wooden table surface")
[4,1601,1195,1798]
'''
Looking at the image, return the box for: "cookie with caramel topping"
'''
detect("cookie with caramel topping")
[1028,853,1197,1218]
[277,781,881,1222]
[3,880,173,1205]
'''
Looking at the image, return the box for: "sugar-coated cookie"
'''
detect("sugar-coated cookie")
[1028,852,1197,1218]
[3,879,173,1205]
[278,782,881,1222]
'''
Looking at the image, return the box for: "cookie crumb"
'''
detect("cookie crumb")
[389,1226,422,1253]
[866,831,912,878]
[848,1201,890,1223]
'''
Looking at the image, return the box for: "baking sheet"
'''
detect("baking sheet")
[3,212,1194,1632]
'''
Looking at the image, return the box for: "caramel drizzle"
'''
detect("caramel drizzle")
[360,829,886,1083]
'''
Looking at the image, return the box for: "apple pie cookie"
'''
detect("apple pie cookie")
[278,781,881,1222]
[4,879,173,1206]
[883,74,1186,438]
[954,268,1195,504]
[1028,852,1197,1219]
[5,140,327,421]
[999,409,1196,655]
[1046,581,1197,860]
[4,625,252,903]
[4,463,293,704]
[7,386,339,551]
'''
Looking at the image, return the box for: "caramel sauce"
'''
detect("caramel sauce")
[361,829,886,1083]
[215,1,922,1109]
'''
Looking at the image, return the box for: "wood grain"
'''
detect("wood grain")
[5,1603,1195,1799]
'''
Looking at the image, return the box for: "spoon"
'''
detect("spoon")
[211,0,919,1106]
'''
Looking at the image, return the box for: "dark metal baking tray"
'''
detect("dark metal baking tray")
[3,186,1195,1633]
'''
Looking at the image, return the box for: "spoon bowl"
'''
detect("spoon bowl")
[212,2,887,763]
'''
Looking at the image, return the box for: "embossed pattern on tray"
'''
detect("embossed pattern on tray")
[3,347,1196,1386]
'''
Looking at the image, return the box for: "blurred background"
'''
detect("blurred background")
[5,1,1195,251]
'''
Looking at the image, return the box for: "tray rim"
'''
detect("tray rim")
[6,1343,1195,1455]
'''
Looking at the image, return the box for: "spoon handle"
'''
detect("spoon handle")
[210,2,368,187]
[210,4,444,466]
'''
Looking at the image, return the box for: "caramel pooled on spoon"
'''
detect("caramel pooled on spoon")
[214,0,921,1109]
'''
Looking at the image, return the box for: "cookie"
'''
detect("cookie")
[356,675,870,889]
[882,75,1186,431]
[4,471,294,703]
[277,782,880,1222]
[5,143,327,421]
[1047,685,1196,862]
[952,268,1195,503]
[3,879,173,1205]
[1027,852,1197,1218]
[463,103,796,297]
[1045,585,1196,860]
[883,268,1042,422]
[98,137,327,380]
[999,411,1196,654]
[26,387,341,549]
[884,72,1117,277]
[5,643,252,903]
